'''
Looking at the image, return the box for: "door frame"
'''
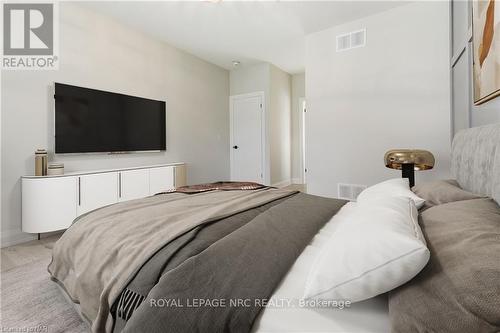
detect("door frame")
[229,91,268,185]
[298,98,306,184]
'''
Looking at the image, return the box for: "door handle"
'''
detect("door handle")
[233,145,239,149]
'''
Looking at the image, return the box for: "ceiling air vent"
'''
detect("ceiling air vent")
[336,29,366,52]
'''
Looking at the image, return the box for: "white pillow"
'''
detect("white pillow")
[303,196,429,303]
[357,178,425,209]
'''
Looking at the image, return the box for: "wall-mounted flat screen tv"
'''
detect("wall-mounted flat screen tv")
[54,83,166,154]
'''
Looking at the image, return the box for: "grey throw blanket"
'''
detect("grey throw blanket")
[112,196,291,332]
[48,188,298,332]
[389,197,500,332]
[119,192,347,332]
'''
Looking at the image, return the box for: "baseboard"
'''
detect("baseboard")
[291,178,304,184]
[1,229,37,248]
[271,179,292,188]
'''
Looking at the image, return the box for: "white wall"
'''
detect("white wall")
[291,73,305,183]
[305,1,451,198]
[229,63,292,186]
[1,3,230,246]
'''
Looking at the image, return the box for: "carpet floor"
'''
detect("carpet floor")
[1,257,88,333]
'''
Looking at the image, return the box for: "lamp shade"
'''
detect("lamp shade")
[384,149,435,171]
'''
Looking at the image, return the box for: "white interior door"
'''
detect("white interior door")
[230,93,264,183]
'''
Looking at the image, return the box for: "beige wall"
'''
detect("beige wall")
[269,65,291,185]
[229,63,270,97]
[305,1,451,198]
[1,3,230,246]
[291,73,305,182]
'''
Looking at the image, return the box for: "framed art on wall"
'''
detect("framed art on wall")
[473,0,500,105]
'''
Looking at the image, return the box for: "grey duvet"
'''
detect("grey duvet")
[48,188,346,333]
[389,182,500,332]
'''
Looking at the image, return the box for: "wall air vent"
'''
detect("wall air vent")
[336,29,366,52]
[338,183,367,201]
[336,33,351,52]
[350,29,366,48]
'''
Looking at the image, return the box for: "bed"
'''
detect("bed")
[48,123,500,333]
[388,123,500,332]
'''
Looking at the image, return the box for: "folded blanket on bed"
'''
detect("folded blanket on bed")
[48,188,301,332]
[164,181,268,194]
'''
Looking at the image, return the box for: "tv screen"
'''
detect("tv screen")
[54,83,166,153]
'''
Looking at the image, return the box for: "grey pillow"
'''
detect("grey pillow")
[412,179,482,210]
[389,198,500,332]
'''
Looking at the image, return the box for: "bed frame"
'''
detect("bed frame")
[451,123,500,204]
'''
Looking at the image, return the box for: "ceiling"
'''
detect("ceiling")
[81,1,408,74]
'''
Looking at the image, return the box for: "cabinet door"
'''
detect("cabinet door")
[119,169,149,202]
[149,166,174,195]
[77,173,118,216]
[22,177,78,233]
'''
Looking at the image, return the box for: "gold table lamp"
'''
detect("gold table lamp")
[384,149,435,187]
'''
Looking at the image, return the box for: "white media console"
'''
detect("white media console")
[22,163,186,234]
